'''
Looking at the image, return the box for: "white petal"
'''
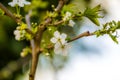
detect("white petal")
[18,0,31,7]
[14,30,19,35]
[8,0,18,7]
[61,39,67,45]
[60,33,67,39]
[8,2,15,7]
[54,42,62,54]
[68,20,75,27]
[54,47,62,54]
[50,37,57,43]
[18,2,24,7]
[54,31,60,38]
[54,42,61,49]
[62,43,70,56]
[54,42,70,56]
[15,35,21,40]
[63,12,72,21]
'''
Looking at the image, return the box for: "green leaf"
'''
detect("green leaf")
[109,34,118,44]
[89,18,100,26]
[117,21,120,29]
[84,5,102,26]
[94,30,101,37]
[0,8,4,15]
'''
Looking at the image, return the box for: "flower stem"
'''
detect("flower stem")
[16,5,20,15]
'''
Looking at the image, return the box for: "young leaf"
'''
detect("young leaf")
[89,18,100,26]
[109,34,118,44]
[84,5,102,26]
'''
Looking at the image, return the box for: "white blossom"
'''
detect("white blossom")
[63,11,72,21]
[50,31,70,56]
[14,29,26,40]
[50,31,67,45]
[8,0,31,7]
[68,20,75,27]
[14,30,21,40]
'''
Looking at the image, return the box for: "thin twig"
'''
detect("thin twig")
[44,31,94,50]
[49,20,64,26]
[68,31,94,42]
[25,10,32,29]
[25,10,35,52]
[55,0,65,12]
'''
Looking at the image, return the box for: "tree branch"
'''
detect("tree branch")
[0,2,20,23]
[55,0,65,12]
[68,31,94,42]
[29,0,66,80]
[0,2,33,35]
[44,31,94,50]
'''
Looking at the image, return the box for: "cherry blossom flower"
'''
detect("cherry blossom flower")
[50,31,70,56]
[68,20,75,27]
[8,0,31,7]
[63,11,72,21]
[50,31,67,45]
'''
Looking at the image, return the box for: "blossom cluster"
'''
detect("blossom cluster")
[14,29,26,40]
[8,0,31,7]
[13,23,30,41]
[50,31,70,56]
[63,11,75,27]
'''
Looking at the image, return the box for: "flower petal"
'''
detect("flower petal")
[15,34,21,40]
[62,43,70,56]
[63,12,72,21]
[54,31,60,38]
[14,30,19,35]
[54,47,62,54]
[50,37,57,43]
[18,2,24,7]
[8,0,18,7]
[18,0,31,7]
[54,42,62,54]
[61,39,66,45]
[68,20,75,27]
[54,42,61,49]
[60,33,67,39]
